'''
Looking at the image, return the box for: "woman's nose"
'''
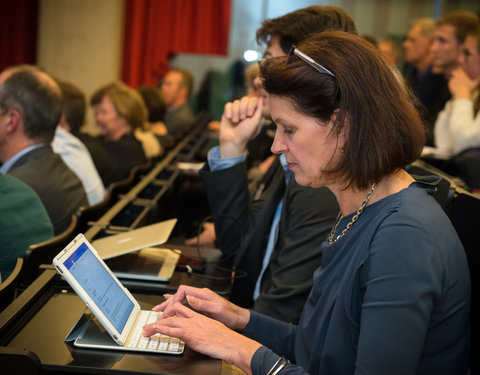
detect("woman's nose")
[271,132,286,154]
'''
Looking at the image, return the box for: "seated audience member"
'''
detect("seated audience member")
[403,18,446,134]
[138,84,168,138]
[378,38,401,66]
[160,69,195,138]
[90,82,148,179]
[58,81,121,186]
[428,10,480,145]
[0,173,54,281]
[144,31,470,375]
[434,24,480,190]
[53,81,106,205]
[97,82,162,159]
[192,6,357,324]
[435,24,480,156]
[0,65,88,235]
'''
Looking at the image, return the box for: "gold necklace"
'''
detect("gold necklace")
[328,183,377,245]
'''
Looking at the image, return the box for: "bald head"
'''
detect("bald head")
[0,65,62,143]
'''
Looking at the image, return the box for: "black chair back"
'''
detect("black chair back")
[448,188,480,374]
[19,214,78,288]
[405,160,456,214]
[76,190,112,234]
[108,172,137,202]
[131,158,154,179]
[0,347,40,374]
[0,258,24,311]
[444,147,480,191]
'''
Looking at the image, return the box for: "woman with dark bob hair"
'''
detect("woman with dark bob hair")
[143,31,470,374]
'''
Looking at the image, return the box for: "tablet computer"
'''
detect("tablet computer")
[53,234,184,354]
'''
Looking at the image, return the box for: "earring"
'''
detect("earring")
[339,145,344,154]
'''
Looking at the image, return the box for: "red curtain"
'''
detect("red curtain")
[0,0,39,73]
[122,0,231,88]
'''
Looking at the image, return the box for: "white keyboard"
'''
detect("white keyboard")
[126,310,184,353]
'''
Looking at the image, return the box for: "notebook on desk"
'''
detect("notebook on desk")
[91,219,177,260]
[53,233,184,354]
[92,219,180,282]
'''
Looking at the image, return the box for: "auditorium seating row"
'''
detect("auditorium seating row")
[0,113,212,310]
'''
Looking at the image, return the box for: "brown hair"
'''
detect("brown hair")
[256,5,357,54]
[260,31,425,190]
[137,85,166,122]
[58,80,86,131]
[90,81,147,130]
[436,10,480,45]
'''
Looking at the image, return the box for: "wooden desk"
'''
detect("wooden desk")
[0,245,232,374]
[4,286,219,374]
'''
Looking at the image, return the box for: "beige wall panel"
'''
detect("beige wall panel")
[37,0,125,133]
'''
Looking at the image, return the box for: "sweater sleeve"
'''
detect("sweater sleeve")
[448,98,480,153]
[246,311,312,375]
[433,101,453,154]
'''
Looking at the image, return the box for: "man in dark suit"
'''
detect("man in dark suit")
[198,6,356,323]
[0,65,88,235]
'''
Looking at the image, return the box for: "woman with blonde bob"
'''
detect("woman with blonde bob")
[91,82,160,180]
[143,31,470,375]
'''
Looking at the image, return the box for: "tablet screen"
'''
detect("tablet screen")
[64,242,135,333]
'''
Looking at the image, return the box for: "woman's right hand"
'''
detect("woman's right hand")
[144,301,261,375]
[153,285,251,332]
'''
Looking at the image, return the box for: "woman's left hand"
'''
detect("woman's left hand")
[143,302,261,375]
[153,285,251,332]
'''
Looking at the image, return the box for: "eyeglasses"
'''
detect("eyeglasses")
[288,46,335,77]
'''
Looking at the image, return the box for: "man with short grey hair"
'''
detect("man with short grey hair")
[0,65,87,234]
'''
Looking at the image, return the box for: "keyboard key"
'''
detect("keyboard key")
[125,310,185,353]
[137,336,150,349]
[168,341,179,352]
[148,338,159,349]
[158,339,169,351]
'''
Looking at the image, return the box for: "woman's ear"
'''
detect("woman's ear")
[331,109,350,147]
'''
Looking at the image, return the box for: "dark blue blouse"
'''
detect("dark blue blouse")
[245,183,470,374]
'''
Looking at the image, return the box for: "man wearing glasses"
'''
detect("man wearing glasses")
[197,6,356,324]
